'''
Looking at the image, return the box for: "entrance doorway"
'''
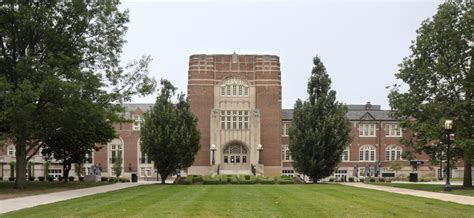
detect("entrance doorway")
[221,144,250,172]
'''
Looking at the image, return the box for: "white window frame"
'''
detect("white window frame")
[7,145,15,156]
[132,115,143,131]
[282,145,292,161]
[282,169,294,177]
[359,145,376,162]
[220,110,249,130]
[49,169,62,178]
[385,124,402,137]
[342,147,349,162]
[359,124,376,137]
[281,123,290,137]
[140,167,152,177]
[385,145,402,161]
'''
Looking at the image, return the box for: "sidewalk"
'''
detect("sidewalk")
[342,182,474,206]
[0,183,143,214]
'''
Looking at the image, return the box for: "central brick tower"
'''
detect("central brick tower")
[187,53,282,176]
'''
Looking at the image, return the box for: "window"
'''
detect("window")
[220,78,249,97]
[220,110,249,130]
[85,151,93,164]
[359,145,376,161]
[140,167,152,177]
[223,144,247,165]
[282,169,294,177]
[7,145,15,156]
[110,144,122,163]
[385,145,402,161]
[132,115,143,131]
[342,147,349,162]
[282,145,291,161]
[49,169,62,178]
[385,124,402,137]
[140,151,152,164]
[281,123,290,136]
[359,124,376,137]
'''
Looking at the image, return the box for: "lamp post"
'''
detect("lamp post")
[210,144,216,165]
[257,144,263,164]
[444,120,453,192]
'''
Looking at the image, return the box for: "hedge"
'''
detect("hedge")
[276,176,294,184]
[187,175,203,184]
[108,177,118,183]
[239,175,257,184]
[118,177,130,183]
[257,176,275,184]
[203,175,221,184]
[101,177,109,182]
[28,176,35,181]
[38,176,45,181]
[220,175,239,184]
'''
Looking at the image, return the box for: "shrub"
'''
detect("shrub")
[239,175,257,184]
[108,177,118,183]
[101,177,109,182]
[69,176,75,182]
[119,177,130,183]
[28,176,35,181]
[58,176,63,182]
[276,176,293,184]
[38,176,45,181]
[203,175,221,184]
[0,177,3,181]
[182,177,193,185]
[79,177,84,182]
[359,178,365,183]
[257,176,275,184]
[369,178,376,183]
[8,177,15,181]
[328,177,335,182]
[188,175,203,184]
[348,177,354,182]
[47,176,55,182]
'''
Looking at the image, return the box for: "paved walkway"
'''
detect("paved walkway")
[342,182,474,206]
[0,182,148,214]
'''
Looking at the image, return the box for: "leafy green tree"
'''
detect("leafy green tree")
[388,2,473,187]
[0,0,156,188]
[112,154,123,178]
[141,80,201,184]
[390,160,402,178]
[289,56,352,183]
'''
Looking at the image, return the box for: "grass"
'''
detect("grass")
[373,182,474,197]
[0,181,109,200]
[3,184,474,217]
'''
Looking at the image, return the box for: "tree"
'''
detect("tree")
[388,2,473,187]
[0,0,156,188]
[289,56,352,183]
[141,80,201,184]
[390,160,402,178]
[112,154,123,178]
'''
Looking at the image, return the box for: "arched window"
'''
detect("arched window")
[385,145,402,161]
[359,145,375,161]
[223,144,247,164]
[7,145,15,156]
[282,145,291,161]
[342,147,349,162]
[220,77,249,97]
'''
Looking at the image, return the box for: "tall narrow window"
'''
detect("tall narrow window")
[359,145,376,161]
[385,145,402,160]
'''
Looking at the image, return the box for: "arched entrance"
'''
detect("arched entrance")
[221,143,250,172]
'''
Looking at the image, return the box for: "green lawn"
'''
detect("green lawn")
[0,181,109,200]
[373,182,474,197]
[3,184,474,217]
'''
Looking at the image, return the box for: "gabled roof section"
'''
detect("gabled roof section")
[359,112,376,121]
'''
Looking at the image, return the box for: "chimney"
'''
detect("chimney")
[365,102,372,110]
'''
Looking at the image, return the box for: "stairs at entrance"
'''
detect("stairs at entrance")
[219,170,253,175]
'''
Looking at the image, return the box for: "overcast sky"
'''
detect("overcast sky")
[119,0,444,109]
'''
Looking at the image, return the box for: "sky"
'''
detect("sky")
[119,0,444,109]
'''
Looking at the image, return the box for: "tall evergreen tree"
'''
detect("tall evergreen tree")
[289,56,352,183]
[141,80,201,184]
[0,0,156,188]
[388,2,473,187]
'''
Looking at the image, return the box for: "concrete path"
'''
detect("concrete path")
[342,182,474,206]
[0,182,146,214]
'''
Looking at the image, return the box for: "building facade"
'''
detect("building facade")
[0,53,469,180]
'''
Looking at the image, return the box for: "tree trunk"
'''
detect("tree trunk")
[63,161,72,183]
[160,173,168,184]
[14,139,27,189]
[463,158,472,187]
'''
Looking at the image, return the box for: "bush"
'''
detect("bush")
[220,175,239,184]
[369,178,376,183]
[47,176,55,182]
[8,177,15,181]
[377,177,385,183]
[58,176,63,182]
[79,177,84,182]
[257,176,275,184]
[203,175,221,184]
[38,176,45,181]
[101,177,109,182]
[108,177,118,183]
[28,176,35,181]
[239,175,257,184]
[118,177,130,183]
[182,177,192,185]
[69,176,75,182]
[276,176,293,184]
[0,177,3,181]
[328,177,335,182]
[348,177,355,182]
[188,175,203,184]
[359,178,365,183]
